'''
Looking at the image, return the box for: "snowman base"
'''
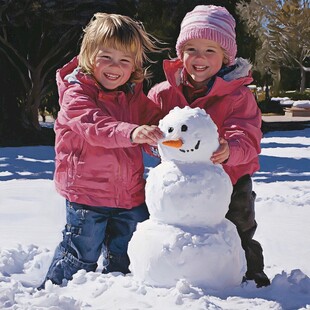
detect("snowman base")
[128,220,246,290]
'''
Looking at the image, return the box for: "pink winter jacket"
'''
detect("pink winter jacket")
[148,58,262,185]
[54,57,162,208]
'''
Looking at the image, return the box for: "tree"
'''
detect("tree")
[0,0,116,144]
[236,0,310,94]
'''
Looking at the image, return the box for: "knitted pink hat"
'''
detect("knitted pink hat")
[176,5,237,65]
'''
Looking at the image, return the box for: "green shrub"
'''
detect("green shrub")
[282,91,310,101]
[258,99,285,115]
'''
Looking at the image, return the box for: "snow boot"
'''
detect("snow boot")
[242,271,271,288]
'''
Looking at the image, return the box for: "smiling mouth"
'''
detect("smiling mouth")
[193,65,207,71]
[104,73,120,80]
[179,140,200,153]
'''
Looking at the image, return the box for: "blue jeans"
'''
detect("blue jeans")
[40,200,149,287]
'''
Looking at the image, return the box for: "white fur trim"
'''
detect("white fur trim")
[223,58,252,81]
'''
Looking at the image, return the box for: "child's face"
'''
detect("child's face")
[182,39,225,88]
[93,47,135,90]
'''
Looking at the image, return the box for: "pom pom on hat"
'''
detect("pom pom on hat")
[176,5,237,66]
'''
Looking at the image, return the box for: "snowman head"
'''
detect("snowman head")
[158,106,219,163]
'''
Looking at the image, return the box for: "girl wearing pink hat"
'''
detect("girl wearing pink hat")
[148,5,270,288]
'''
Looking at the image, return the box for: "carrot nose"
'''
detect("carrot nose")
[162,139,183,148]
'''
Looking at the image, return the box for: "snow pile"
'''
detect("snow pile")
[271,97,293,106]
[271,97,310,108]
[292,100,310,109]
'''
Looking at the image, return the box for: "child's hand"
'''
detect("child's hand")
[210,138,230,164]
[131,125,163,146]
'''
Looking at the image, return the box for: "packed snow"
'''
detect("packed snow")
[0,121,310,309]
[129,107,244,290]
[292,101,310,109]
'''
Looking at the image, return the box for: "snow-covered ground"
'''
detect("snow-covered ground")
[0,125,310,310]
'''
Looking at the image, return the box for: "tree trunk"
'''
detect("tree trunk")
[25,67,43,130]
[24,103,41,131]
[300,66,306,93]
[271,65,281,96]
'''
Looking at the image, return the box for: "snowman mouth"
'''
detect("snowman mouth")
[179,140,200,153]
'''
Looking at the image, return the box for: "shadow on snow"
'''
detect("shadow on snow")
[0,146,55,181]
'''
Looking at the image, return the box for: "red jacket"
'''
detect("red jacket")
[148,58,262,185]
[54,57,162,208]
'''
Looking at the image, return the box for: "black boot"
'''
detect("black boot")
[243,271,271,288]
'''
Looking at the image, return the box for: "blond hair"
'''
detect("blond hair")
[78,13,162,83]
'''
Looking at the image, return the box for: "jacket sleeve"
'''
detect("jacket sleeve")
[137,92,163,126]
[148,85,160,107]
[57,82,138,149]
[148,83,173,116]
[220,88,262,167]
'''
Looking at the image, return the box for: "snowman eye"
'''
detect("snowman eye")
[181,125,188,132]
[168,127,174,133]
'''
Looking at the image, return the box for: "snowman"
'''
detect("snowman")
[128,107,245,290]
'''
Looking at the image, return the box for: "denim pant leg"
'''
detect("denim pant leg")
[103,203,149,274]
[225,175,264,273]
[42,200,108,286]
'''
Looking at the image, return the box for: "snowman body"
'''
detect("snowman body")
[146,160,231,227]
[128,107,245,290]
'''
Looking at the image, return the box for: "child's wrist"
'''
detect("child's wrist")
[130,127,138,143]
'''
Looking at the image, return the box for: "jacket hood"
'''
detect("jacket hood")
[163,57,253,96]
[56,57,93,107]
[57,57,81,86]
